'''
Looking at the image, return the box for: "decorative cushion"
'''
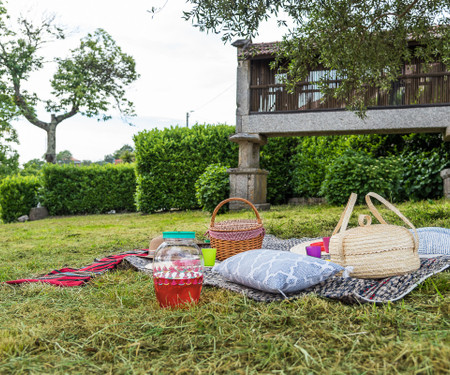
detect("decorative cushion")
[212,249,344,294]
[411,227,450,255]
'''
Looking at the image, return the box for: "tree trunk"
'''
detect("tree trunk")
[45,117,57,163]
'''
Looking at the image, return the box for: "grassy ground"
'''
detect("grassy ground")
[0,200,449,374]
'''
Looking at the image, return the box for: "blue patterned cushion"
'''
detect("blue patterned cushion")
[212,249,344,294]
[410,227,450,255]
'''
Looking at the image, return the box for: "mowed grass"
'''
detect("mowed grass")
[0,200,449,374]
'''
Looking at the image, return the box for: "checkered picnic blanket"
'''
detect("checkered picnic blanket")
[4,235,449,304]
[5,250,148,287]
[124,235,449,304]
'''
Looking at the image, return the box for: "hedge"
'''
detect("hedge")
[0,175,40,223]
[261,137,300,204]
[291,133,449,202]
[40,164,136,215]
[320,151,403,205]
[134,124,238,212]
[195,163,230,214]
[400,149,450,201]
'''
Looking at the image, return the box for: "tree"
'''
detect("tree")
[183,0,450,114]
[0,64,19,177]
[113,144,135,163]
[56,150,73,164]
[0,120,19,178]
[113,144,134,159]
[120,150,135,163]
[0,2,139,163]
[103,154,115,164]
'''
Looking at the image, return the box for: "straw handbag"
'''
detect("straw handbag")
[329,192,420,279]
[208,197,265,261]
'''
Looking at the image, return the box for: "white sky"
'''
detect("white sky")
[4,0,286,164]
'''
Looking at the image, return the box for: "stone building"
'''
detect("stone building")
[229,40,450,209]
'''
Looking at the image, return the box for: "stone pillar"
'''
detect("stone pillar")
[228,133,270,211]
[441,169,450,199]
[231,39,251,134]
[229,39,270,211]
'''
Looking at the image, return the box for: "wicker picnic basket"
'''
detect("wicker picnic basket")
[329,192,420,279]
[208,197,265,261]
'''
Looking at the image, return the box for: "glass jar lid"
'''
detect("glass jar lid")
[162,231,195,239]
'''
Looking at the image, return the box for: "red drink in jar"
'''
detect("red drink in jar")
[153,275,203,308]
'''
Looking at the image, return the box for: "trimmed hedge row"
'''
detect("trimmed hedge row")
[1,129,445,222]
[134,124,238,213]
[40,164,136,215]
[0,175,40,223]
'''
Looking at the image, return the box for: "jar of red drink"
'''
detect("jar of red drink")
[153,231,204,308]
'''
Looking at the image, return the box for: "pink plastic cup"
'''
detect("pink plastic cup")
[306,245,322,258]
[322,237,331,253]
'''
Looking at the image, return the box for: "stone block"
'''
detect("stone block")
[288,197,326,205]
[441,169,450,199]
[29,206,49,221]
[228,168,270,210]
[444,127,450,142]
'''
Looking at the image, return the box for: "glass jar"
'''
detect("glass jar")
[152,231,204,308]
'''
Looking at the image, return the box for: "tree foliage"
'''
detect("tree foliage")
[0,120,19,178]
[0,1,139,162]
[184,0,450,113]
[56,150,73,163]
[0,4,19,178]
[0,90,19,177]
[113,144,135,163]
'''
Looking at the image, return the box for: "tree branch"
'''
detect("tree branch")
[365,0,421,30]
[54,105,79,124]
[12,82,48,130]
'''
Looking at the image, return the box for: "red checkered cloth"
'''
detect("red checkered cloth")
[207,227,265,241]
[4,250,149,287]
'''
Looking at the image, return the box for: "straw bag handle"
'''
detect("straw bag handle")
[332,193,358,235]
[365,192,419,252]
[210,197,262,227]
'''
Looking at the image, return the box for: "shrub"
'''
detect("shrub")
[260,137,300,204]
[291,136,354,197]
[40,164,136,215]
[320,150,403,205]
[195,163,230,213]
[0,175,40,223]
[134,124,238,213]
[399,149,449,201]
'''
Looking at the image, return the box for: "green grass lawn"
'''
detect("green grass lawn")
[0,200,449,374]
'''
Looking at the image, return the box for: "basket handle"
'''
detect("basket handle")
[365,192,419,252]
[332,193,358,235]
[210,197,262,227]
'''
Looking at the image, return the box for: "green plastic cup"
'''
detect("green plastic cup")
[202,248,217,267]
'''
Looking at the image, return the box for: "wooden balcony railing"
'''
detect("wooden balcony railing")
[249,63,450,113]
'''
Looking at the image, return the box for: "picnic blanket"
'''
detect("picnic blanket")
[4,235,449,304]
[5,250,148,287]
[124,235,450,304]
